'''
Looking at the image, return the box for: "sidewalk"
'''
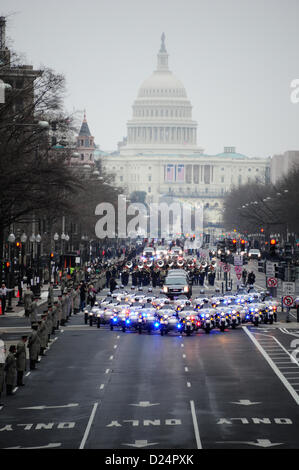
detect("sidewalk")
[0,285,56,318]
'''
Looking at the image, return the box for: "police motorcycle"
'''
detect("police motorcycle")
[193,297,210,311]
[88,302,101,326]
[198,308,216,334]
[138,307,160,334]
[263,300,278,323]
[178,310,201,336]
[215,306,231,332]
[247,303,264,326]
[159,310,184,336]
[226,306,242,328]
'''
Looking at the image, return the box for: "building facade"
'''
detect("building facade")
[101,34,270,235]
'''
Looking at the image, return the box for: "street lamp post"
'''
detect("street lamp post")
[6,232,15,312]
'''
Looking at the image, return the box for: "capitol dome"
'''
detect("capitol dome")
[121,34,199,155]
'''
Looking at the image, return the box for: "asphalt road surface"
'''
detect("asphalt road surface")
[1,290,299,450]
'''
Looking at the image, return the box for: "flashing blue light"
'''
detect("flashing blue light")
[177,323,182,329]
[246,315,250,319]
[154,322,160,328]
[113,317,117,322]
[126,319,131,324]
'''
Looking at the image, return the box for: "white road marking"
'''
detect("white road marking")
[105,369,110,374]
[79,402,99,450]
[109,355,114,360]
[243,327,299,405]
[181,344,184,348]
[185,367,189,372]
[25,372,31,377]
[100,384,105,390]
[190,400,202,449]
[114,345,117,349]
[13,387,18,393]
[182,354,186,358]
[187,382,191,388]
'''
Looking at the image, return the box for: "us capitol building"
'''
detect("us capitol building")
[101,34,270,237]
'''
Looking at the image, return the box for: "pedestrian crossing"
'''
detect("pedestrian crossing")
[244,328,299,405]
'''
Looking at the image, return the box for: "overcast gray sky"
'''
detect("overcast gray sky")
[1,0,298,158]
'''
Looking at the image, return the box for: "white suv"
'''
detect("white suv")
[248,249,261,259]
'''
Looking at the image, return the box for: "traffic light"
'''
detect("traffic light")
[232,239,237,252]
[50,252,54,259]
[270,239,277,257]
[240,239,246,252]
[220,252,226,263]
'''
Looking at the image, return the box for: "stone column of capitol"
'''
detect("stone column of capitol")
[102,34,270,237]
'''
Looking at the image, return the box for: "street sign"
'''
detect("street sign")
[222,264,231,272]
[267,277,278,288]
[234,265,242,274]
[283,282,295,295]
[266,262,276,277]
[234,255,243,266]
[283,295,294,307]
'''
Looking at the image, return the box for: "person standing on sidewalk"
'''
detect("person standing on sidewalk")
[0,333,6,405]
[0,283,14,316]
[16,336,27,386]
[5,345,16,395]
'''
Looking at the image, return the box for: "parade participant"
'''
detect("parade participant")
[47,282,54,306]
[16,336,27,386]
[61,290,68,326]
[24,286,33,317]
[37,315,48,356]
[56,296,62,329]
[109,277,117,293]
[27,324,41,370]
[29,296,39,326]
[0,333,5,405]
[5,345,16,395]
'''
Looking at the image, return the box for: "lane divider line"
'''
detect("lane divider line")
[190,400,202,449]
[79,402,99,450]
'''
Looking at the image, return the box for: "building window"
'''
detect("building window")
[148,175,152,182]
[120,176,123,182]
[221,176,224,183]
[81,154,84,161]
[148,187,151,193]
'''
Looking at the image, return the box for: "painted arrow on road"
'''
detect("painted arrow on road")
[129,401,160,407]
[216,439,283,448]
[4,443,62,449]
[19,403,79,410]
[230,400,262,406]
[122,440,158,448]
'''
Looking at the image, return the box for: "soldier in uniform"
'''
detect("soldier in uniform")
[47,282,54,306]
[23,286,33,317]
[5,345,16,395]
[0,332,5,405]
[61,291,68,326]
[56,295,62,329]
[16,336,27,386]
[46,307,53,343]
[27,324,41,370]
[52,303,58,334]
[29,296,39,326]
[37,315,48,356]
